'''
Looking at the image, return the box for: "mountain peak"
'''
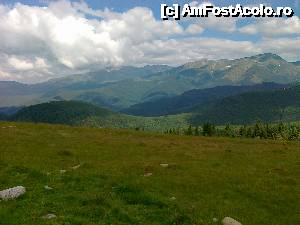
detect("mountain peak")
[182,59,211,68]
[183,53,286,69]
[249,53,284,62]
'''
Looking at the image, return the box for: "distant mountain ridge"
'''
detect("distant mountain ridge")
[3,83,300,129]
[0,53,299,109]
[0,65,172,108]
[0,65,172,95]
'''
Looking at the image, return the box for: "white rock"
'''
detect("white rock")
[0,186,26,200]
[144,172,153,177]
[222,217,242,225]
[71,164,81,170]
[170,196,176,201]
[60,170,66,174]
[44,185,53,190]
[160,163,169,168]
[42,214,57,219]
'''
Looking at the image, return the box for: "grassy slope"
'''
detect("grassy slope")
[0,122,299,225]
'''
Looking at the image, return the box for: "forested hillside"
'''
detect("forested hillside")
[124,83,287,116]
[7,101,189,130]
[190,85,300,125]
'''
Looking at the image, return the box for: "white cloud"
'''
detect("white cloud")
[183,1,238,33]
[240,16,300,36]
[0,0,299,83]
[8,57,34,70]
[132,38,260,65]
[185,23,204,34]
[0,69,12,79]
[0,0,185,82]
[35,57,49,69]
[7,56,49,70]
[258,37,300,62]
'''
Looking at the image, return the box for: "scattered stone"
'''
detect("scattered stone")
[2,126,16,129]
[213,218,218,222]
[222,217,242,225]
[42,214,57,219]
[44,185,53,190]
[71,164,81,170]
[160,163,169,168]
[170,196,176,201]
[60,169,66,174]
[144,172,153,177]
[0,186,26,200]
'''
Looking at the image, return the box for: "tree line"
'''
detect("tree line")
[164,122,300,141]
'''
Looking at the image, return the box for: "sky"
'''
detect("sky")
[0,0,299,83]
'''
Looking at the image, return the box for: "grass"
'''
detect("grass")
[0,122,299,225]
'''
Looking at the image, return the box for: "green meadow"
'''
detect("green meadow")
[0,122,299,225]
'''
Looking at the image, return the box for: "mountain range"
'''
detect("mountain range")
[1,53,300,128]
[4,82,300,129]
[1,53,300,110]
[0,65,171,108]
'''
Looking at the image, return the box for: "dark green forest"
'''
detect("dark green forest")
[170,122,300,141]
